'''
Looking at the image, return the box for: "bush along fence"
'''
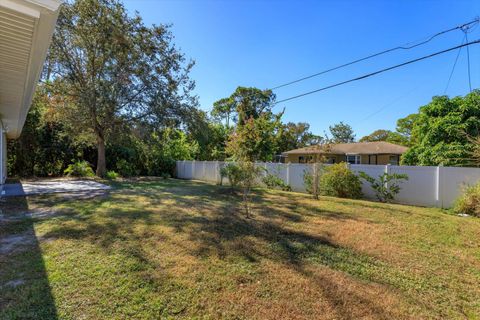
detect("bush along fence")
[175,160,480,208]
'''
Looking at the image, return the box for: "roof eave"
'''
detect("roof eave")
[0,0,61,139]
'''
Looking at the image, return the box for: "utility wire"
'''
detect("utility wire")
[356,87,419,124]
[444,34,466,94]
[465,32,472,92]
[269,17,479,91]
[224,17,479,108]
[274,39,480,105]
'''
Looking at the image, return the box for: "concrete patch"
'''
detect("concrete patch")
[457,213,471,217]
[1,180,110,197]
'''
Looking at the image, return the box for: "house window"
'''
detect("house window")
[389,155,399,165]
[346,154,360,164]
[299,156,305,163]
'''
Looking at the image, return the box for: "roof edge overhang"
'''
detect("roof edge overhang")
[282,151,406,156]
[0,0,61,139]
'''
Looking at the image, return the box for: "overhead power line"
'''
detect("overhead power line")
[444,34,466,94]
[274,39,480,105]
[465,32,473,92]
[269,17,479,91]
[356,87,419,124]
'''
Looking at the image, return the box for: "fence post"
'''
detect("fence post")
[179,160,183,179]
[202,161,207,180]
[215,161,220,184]
[183,160,187,179]
[286,163,290,185]
[436,166,440,207]
[192,160,195,179]
[384,164,390,190]
[436,165,444,208]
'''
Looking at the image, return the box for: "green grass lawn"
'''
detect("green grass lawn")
[1,178,480,319]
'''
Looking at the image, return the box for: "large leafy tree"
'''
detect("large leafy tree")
[217,86,282,161]
[47,0,197,176]
[359,129,409,146]
[396,113,418,141]
[212,86,281,161]
[226,113,282,162]
[211,97,236,127]
[359,129,392,142]
[276,122,323,152]
[7,86,80,177]
[402,90,480,166]
[391,113,419,146]
[384,131,410,146]
[187,109,231,160]
[212,87,274,127]
[329,122,355,143]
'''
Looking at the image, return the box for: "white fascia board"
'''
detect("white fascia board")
[26,0,61,12]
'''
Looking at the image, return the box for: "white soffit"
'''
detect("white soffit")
[0,0,60,138]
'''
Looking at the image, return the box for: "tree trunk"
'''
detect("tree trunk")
[243,186,250,218]
[96,133,106,177]
[313,162,319,200]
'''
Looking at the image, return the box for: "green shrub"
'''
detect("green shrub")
[148,157,176,177]
[160,172,171,179]
[319,163,362,199]
[303,169,314,195]
[64,160,95,177]
[359,171,408,203]
[105,170,119,180]
[263,173,291,191]
[116,159,137,177]
[454,183,480,217]
[220,163,244,189]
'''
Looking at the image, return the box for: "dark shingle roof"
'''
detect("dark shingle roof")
[282,141,408,155]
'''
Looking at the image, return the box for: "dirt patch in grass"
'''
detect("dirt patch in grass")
[1,179,479,319]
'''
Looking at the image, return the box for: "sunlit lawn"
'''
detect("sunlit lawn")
[1,178,480,319]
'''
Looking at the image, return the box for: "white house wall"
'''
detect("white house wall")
[0,121,6,184]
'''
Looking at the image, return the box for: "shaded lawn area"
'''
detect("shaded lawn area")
[1,179,480,319]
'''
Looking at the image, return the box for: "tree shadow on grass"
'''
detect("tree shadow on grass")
[35,180,407,319]
[0,196,58,320]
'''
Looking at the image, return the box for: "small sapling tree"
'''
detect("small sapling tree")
[302,144,331,200]
[359,171,408,203]
[225,109,281,217]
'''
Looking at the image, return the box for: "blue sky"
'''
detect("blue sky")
[123,0,479,138]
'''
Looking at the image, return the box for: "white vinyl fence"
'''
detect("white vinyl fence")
[176,160,480,208]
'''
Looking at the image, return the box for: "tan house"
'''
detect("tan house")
[282,141,408,165]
